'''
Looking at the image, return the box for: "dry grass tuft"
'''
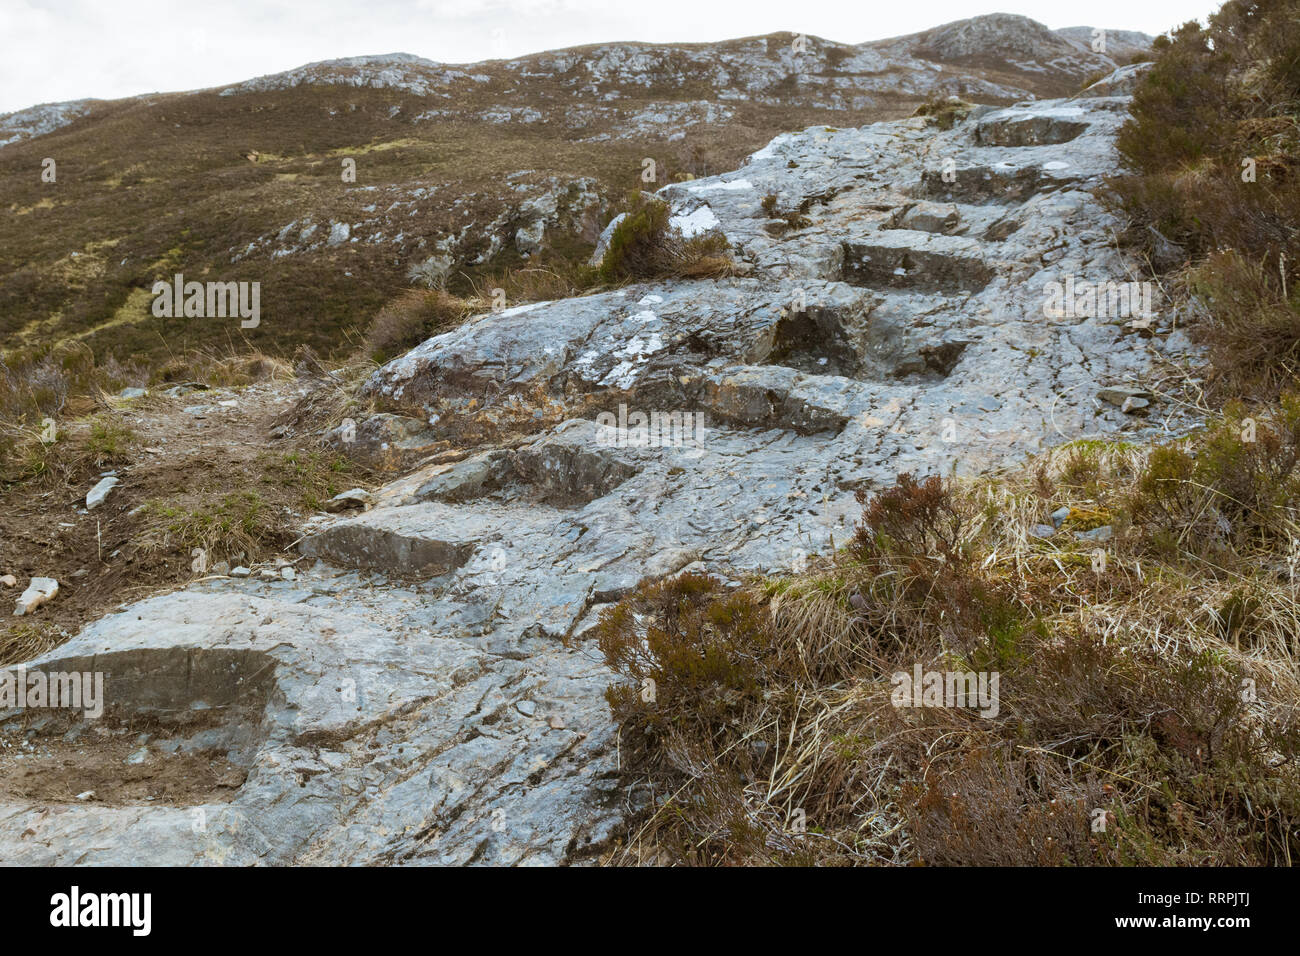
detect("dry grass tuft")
[363,289,474,363]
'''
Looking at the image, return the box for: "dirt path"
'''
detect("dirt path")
[0,377,351,663]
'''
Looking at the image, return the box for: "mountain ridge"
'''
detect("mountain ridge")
[1,14,1151,144]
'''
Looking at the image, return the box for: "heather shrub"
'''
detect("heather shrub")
[596,193,735,283]
[911,95,973,130]
[1112,0,1300,398]
[1129,396,1300,554]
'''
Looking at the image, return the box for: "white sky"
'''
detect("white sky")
[1,0,1220,115]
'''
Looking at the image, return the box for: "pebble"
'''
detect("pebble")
[86,476,120,510]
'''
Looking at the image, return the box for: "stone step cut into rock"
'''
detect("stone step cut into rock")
[919,162,1068,203]
[974,107,1091,146]
[408,427,641,507]
[700,365,854,434]
[363,278,866,416]
[300,503,493,575]
[841,231,993,293]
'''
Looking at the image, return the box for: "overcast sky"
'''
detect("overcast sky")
[1,0,1220,115]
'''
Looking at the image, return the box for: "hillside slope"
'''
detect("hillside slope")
[0,14,1146,369]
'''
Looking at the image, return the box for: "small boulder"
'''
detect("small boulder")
[327,221,351,246]
[14,577,58,616]
[515,219,546,257]
[1082,62,1153,97]
[323,488,375,513]
[1098,386,1153,413]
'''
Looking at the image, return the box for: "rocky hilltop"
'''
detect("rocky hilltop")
[0,62,1198,864]
[0,15,1148,368]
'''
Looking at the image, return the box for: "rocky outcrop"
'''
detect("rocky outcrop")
[0,66,1194,865]
[0,100,95,149]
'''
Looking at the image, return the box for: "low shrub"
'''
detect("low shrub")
[911,95,974,130]
[595,193,736,284]
[1112,0,1300,399]
[1129,395,1300,555]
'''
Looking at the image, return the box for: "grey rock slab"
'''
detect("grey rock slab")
[0,580,618,865]
[974,105,1091,146]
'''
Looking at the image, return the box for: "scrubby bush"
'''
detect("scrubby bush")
[911,95,974,130]
[1187,250,1300,397]
[595,193,736,284]
[1130,395,1300,554]
[852,473,966,562]
[597,573,771,756]
[1113,0,1300,398]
